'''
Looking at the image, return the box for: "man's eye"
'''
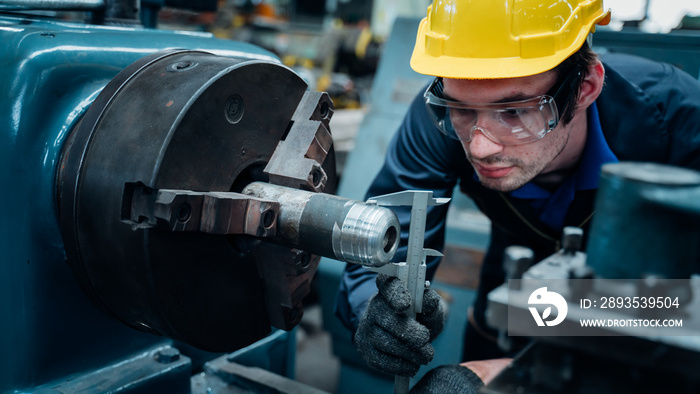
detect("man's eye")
[504,108,527,117]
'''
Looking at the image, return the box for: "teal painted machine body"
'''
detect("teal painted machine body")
[0,13,284,392]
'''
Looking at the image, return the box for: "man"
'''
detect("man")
[335,0,700,391]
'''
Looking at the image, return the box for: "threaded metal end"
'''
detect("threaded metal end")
[332,203,399,267]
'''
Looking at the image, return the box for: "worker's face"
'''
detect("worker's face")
[442,72,574,192]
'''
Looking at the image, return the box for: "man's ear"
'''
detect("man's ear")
[576,60,605,111]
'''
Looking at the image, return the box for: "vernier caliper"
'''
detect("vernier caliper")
[365,190,450,394]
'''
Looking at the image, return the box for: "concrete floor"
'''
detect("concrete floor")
[295,304,341,393]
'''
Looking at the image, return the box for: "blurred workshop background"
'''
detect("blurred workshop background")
[2,0,700,393]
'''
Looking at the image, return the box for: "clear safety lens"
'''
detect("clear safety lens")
[424,78,560,146]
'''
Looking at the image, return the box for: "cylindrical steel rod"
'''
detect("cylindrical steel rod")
[243,182,399,267]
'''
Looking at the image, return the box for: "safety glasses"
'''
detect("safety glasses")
[423,67,583,146]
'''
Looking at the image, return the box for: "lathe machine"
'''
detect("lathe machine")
[0,2,400,392]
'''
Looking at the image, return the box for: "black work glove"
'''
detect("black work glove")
[409,365,484,394]
[354,273,446,377]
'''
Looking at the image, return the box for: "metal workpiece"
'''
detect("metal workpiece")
[242,182,400,266]
[57,49,338,352]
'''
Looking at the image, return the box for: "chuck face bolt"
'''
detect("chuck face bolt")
[155,347,181,363]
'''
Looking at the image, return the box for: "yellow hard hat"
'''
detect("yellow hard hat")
[410,0,611,79]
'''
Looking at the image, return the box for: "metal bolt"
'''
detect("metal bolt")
[155,347,180,363]
[307,164,326,191]
[504,246,533,283]
[225,94,244,124]
[504,246,534,290]
[166,60,198,72]
[319,101,330,119]
[176,203,191,223]
[262,209,276,228]
[293,250,312,272]
[562,227,583,254]
[311,169,323,188]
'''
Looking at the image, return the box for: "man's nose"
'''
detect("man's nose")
[467,126,504,159]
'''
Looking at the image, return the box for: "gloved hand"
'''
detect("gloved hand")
[409,365,484,394]
[354,273,446,377]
